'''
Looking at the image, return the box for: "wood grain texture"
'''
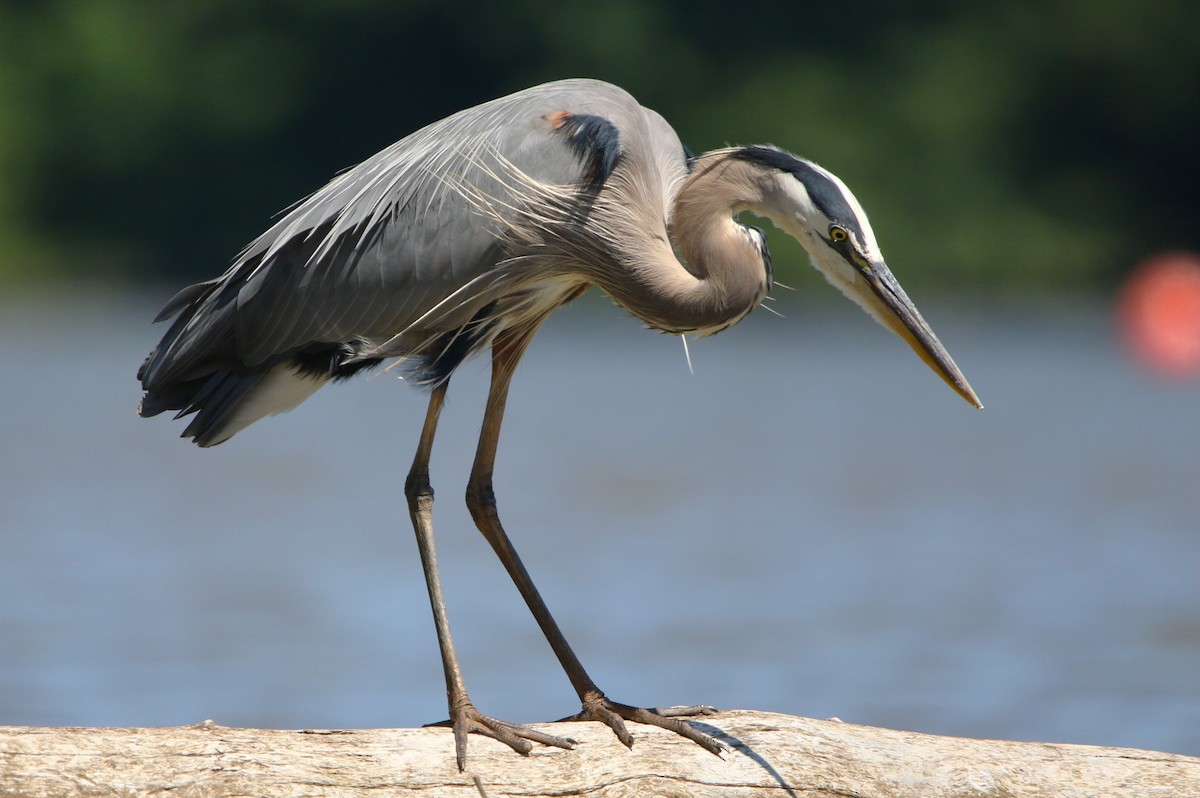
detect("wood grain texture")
[3,710,1196,797]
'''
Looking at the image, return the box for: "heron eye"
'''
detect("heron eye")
[829,226,849,243]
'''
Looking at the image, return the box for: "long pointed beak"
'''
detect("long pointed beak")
[863,263,983,408]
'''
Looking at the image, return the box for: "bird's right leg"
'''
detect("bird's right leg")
[405,381,574,771]
[464,327,724,757]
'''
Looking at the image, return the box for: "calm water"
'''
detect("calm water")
[1,288,1197,756]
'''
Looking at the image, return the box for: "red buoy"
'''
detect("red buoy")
[1118,252,1200,377]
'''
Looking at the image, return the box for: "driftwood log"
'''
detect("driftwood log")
[2,710,1196,797]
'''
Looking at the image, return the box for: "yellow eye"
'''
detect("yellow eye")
[829,226,849,243]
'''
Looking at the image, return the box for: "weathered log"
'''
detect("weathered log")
[2,710,1196,797]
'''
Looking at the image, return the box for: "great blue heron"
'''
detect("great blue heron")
[138,78,981,768]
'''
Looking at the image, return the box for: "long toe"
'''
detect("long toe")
[562,691,726,757]
[429,706,575,770]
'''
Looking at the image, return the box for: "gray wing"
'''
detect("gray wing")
[140,78,679,388]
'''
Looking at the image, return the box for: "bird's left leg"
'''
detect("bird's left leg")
[465,325,724,756]
[406,382,573,770]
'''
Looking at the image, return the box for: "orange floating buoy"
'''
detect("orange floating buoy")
[1118,252,1200,378]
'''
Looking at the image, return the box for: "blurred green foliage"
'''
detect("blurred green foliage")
[1,0,1196,290]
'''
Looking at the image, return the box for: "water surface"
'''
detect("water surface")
[1,289,1196,756]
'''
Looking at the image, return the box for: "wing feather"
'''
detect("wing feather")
[139,78,690,450]
[144,79,663,392]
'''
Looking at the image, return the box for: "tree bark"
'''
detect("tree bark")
[2,710,1195,797]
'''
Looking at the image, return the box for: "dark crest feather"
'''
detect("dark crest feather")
[731,146,859,231]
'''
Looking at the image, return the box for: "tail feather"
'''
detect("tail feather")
[137,377,204,419]
[140,363,326,447]
[178,370,268,446]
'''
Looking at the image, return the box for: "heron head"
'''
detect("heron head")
[731,146,982,409]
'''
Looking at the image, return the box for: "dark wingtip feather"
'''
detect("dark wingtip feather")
[136,367,264,446]
[179,370,265,447]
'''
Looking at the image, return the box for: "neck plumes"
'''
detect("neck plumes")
[589,151,772,336]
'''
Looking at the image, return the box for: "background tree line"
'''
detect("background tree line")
[1,0,1196,292]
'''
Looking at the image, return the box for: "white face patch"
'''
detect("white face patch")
[752,167,888,325]
[772,176,823,228]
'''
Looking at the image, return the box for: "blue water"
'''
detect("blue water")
[1,288,1197,756]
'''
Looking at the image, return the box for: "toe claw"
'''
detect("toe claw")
[435,693,719,768]
[441,704,574,770]
[565,692,723,756]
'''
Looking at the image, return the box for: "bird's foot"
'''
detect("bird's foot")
[559,691,725,756]
[426,703,575,771]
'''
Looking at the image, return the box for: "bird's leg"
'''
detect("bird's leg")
[405,382,573,771]
[464,328,724,756]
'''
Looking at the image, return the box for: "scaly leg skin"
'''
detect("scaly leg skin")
[406,382,573,770]
[465,326,726,759]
